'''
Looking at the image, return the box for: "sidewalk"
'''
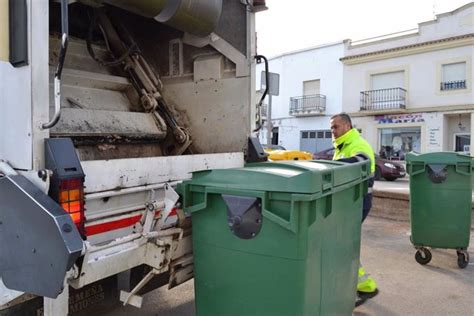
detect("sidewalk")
[372,177,474,228]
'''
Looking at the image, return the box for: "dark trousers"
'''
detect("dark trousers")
[362,193,373,223]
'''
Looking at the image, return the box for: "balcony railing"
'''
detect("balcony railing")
[360,87,406,111]
[289,94,326,116]
[440,80,466,91]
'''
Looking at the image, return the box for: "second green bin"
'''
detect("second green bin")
[406,152,472,268]
[181,160,370,316]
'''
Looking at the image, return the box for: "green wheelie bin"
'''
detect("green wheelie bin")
[406,152,473,268]
[180,160,371,316]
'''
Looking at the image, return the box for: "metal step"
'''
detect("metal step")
[49,67,137,112]
[50,35,112,74]
[49,36,157,140]
[51,108,166,140]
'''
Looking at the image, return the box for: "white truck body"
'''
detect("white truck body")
[0,0,263,314]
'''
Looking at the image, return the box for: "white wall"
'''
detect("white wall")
[256,42,345,150]
[342,45,473,113]
[273,116,332,150]
[343,4,474,114]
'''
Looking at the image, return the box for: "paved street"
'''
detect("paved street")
[103,215,474,316]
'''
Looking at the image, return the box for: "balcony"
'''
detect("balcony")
[289,94,326,116]
[440,80,466,91]
[360,87,406,111]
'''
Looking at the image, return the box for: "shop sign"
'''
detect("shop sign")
[428,127,441,149]
[375,114,424,124]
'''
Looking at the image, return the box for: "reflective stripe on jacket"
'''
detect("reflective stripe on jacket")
[332,128,375,173]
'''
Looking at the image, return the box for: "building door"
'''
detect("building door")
[300,130,331,153]
[316,130,332,151]
[300,131,316,153]
[271,127,279,145]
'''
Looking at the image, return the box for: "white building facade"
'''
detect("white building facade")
[341,3,474,159]
[256,42,345,152]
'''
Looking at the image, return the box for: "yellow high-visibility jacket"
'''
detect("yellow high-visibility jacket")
[332,128,375,173]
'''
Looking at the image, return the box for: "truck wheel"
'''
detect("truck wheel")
[415,248,432,265]
[457,251,469,269]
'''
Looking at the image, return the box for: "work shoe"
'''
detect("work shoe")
[355,289,379,307]
[357,267,378,297]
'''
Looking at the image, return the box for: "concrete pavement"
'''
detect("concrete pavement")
[355,217,474,316]
[103,216,474,316]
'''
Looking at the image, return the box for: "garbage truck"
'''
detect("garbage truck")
[0,0,268,314]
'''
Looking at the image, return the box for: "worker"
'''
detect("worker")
[329,113,378,304]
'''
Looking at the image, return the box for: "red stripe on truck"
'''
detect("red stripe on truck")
[85,208,178,236]
[85,214,142,236]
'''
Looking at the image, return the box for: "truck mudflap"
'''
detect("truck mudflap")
[0,174,84,298]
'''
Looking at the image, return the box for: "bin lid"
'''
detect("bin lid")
[406,152,473,165]
[186,160,369,194]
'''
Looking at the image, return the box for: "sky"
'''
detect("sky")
[255,0,473,57]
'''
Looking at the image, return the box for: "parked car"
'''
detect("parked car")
[313,148,406,181]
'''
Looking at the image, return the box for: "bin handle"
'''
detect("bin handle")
[455,162,472,176]
[192,187,299,233]
[407,162,425,176]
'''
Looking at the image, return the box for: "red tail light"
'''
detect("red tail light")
[59,178,85,235]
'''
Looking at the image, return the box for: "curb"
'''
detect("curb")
[371,189,474,229]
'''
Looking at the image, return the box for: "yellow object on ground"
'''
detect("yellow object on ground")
[266,150,312,161]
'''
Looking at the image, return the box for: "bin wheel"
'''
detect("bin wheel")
[415,248,432,265]
[456,251,469,269]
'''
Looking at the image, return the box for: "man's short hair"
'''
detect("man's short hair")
[331,113,352,128]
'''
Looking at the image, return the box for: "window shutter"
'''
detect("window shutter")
[442,62,466,82]
[371,71,404,90]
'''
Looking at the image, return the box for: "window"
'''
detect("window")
[441,62,466,90]
[371,71,404,90]
[302,132,308,139]
[366,71,406,109]
[454,134,470,153]
[303,79,320,96]
[309,131,316,138]
[379,127,421,161]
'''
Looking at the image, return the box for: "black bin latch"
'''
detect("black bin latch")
[426,164,448,184]
[222,195,262,239]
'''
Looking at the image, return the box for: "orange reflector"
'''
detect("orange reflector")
[59,191,69,203]
[69,189,80,201]
[68,201,81,213]
[58,177,85,235]
[69,212,82,224]
[61,202,70,212]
